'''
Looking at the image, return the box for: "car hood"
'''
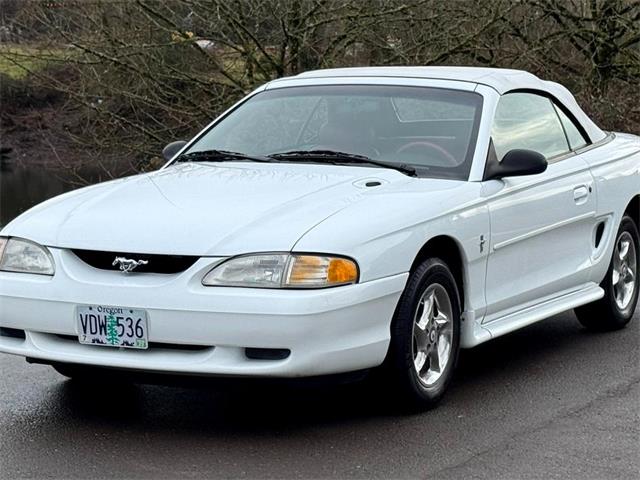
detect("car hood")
[2,162,421,255]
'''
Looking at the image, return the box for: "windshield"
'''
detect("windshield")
[184,85,483,180]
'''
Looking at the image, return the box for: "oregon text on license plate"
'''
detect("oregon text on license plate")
[76,305,148,349]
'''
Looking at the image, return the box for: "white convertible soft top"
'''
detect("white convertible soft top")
[276,66,607,143]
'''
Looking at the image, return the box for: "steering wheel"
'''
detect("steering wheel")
[396,141,458,167]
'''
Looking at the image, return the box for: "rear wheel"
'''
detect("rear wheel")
[575,215,639,330]
[385,258,461,410]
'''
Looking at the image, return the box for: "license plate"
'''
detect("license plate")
[76,305,148,349]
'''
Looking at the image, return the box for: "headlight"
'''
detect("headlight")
[202,253,358,288]
[0,237,55,275]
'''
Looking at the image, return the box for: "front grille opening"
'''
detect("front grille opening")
[72,249,199,274]
[0,327,26,339]
[0,327,27,340]
[152,342,210,352]
[54,334,209,351]
[245,348,291,361]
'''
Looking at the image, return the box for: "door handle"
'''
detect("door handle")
[573,185,590,203]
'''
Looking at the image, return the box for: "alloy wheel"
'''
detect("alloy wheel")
[411,283,454,387]
[613,231,637,311]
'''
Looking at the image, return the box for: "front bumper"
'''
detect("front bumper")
[0,248,407,377]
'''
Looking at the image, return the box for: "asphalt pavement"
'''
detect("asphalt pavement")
[1,307,638,479]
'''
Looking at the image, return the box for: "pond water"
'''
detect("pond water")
[0,159,104,228]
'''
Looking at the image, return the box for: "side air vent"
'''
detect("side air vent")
[72,249,199,274]
[595,222,606,248]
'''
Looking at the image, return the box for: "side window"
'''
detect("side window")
[492,93,570,161]
[553,104,588,150]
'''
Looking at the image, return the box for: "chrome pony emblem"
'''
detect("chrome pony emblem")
[112,256,149,273]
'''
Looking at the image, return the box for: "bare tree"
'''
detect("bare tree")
[0,0,638,177]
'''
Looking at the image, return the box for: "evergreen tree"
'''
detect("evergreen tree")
[106,315,119,345]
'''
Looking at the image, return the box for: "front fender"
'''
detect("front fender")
[292,181,490,317]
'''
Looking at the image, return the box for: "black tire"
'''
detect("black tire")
[385,257,461,410]
[575,215,639,331]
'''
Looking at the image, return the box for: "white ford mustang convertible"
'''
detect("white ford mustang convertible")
[1,67,638,408]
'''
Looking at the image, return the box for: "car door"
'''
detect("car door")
[483,92,596,322]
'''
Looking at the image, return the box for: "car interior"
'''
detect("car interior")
[303,94,479,178]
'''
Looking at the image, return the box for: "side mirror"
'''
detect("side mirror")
[484,149,547,181]
[162,140,188,161]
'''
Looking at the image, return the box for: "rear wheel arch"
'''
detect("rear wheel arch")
[575,213,638,330]
[410,235,466,311]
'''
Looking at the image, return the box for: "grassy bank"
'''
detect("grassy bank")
[0,44,69,79]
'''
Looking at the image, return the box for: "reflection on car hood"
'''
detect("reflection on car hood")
[2,162,426,255]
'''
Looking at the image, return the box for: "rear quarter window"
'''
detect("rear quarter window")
[554,104,589,150]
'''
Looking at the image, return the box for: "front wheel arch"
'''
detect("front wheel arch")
[624,194,639,228]
[410,235,466,312]
[382,257,462,409]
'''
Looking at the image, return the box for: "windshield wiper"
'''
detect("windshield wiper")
[177,149,273,163]
[268,150,417,177]
[179,148,418,177]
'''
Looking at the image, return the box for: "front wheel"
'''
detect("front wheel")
[575,215,639,330]
[385,258,461,410]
